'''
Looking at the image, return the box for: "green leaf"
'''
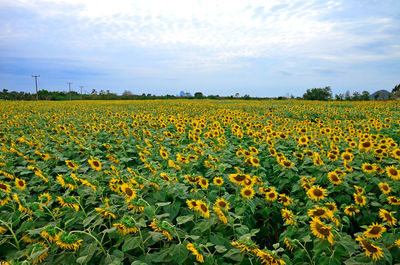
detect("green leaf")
[122,237,142,252]
[215,245,227,253]
[156,202,171,207]
[176,215,194,225]
[170,244,188,265]
[223,248,242,261]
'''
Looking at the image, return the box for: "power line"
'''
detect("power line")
[32,75,40,100]
[67,82,72,101]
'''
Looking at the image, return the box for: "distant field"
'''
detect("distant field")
[0,100,399,264]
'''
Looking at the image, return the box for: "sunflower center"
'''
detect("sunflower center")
[362,142,371,148]
[365,165,372,170]
[234,175,246,181]
[244,190,252,196]
[200,204,207,212]
[0,183,6,190]
[363,241,379,253]
[389,169,398,176]
[93,161,100,167]
[316,223,330,236]
[268,193,275,198]
[218,201,226,207]
[19,180,24,186]
[314,209,326,216]
[357,197,364,203]
[369,226,381,235]
[331,175,339,181]
[384,213,392,221]
[313,189,323,197]
[125,188,133,196]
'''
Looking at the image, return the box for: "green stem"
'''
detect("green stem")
[0,219,20,250]
[70,230,107,255]
[138,228,146,255]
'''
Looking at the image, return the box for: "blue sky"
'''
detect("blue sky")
[0,0,399,97]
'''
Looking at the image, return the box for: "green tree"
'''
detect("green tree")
[302,86,332,100]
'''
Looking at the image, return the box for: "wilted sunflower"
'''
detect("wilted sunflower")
[88,156,101,171]
[186,243,204,263]
[307,185,327,201]
[14,178,26,190]
[28,242,49,264]
[240,187,255,199]
[344,205,360,216]
[356,236,384,261]
[378,182,391,194]
[40,226,58,243]
[95,207,116,219]
[354,193,367,207]
[56,196,79,212]
[38,193,52,205]
[213,177,224,186]
[386,165,400,180]
[284,237,295,252]
[378,209,397,226]
[310,217,334,244]
[65,160,78,170]
[55,232,83,250]
[113,216,138,235]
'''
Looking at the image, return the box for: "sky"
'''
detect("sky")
[0,0,399,97]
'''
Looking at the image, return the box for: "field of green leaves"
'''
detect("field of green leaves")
[0,100,399,264]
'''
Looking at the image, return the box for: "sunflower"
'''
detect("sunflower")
[214,198,230,210]
[88,156,101,171]
[149,218,173,241]
[95,207,116,219]
[359,140,373,151]
[327,171,341,185]
[386,165,400,180]
[392,148,400,159]
[279,194,293,206]
[28,242,49,264]
[363,222,386,239]
[195,201,211,218]
[265,190,278,201]
[353,193,367,207]
[279,159,294,169]
[354,185,365,195]
[40,226,58,243]
[56,196,79,212]
[361,163,376,173]
[343,161,353,172]
[240,187,255,199]
[65,160,78,170]
[378,182,391,194]
[213,177,224,186]
[113,216,138,235]
[38,193,52,204]
[309,217,334,244]
[344,205,360,216]
[249,146,258,155]
[281,208,296,225]
[356,236,384,261]
[387,196,400,206]
[198,178,209,189]
[284,237,295,252]
[186,243,204,263]
[293,152,304,159]
[308,206,331,219]
[213,206,228,224]
[248,156,260,167]
[186,199,198,210]
[14,178,26,190]
[0,195,10,206]
[55,232,83,250]
[378,209,397,226]
[307,185,327,201]
[159,149,168,160]
[325,202,337,212]
[0,182,11,194]
[229,173,248,186]
[120,183,136,201]
[256,250,286,265]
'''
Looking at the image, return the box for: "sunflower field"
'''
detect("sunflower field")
[0,100,399,265]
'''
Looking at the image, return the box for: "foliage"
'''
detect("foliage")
[0,100,400,264]
[302,86,332,100]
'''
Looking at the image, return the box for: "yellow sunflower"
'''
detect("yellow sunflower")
[279,194,293,206]
[387,196,400,206]
[65,160,78,170]
[363,223,386,239]
[120,183,136,201]
[310,217,334,244]
[378,209,397,226]
[265,190,278,202]
[386,165,400,180]
[378,182,391,194]
[344,205,360,216]
[0,182,11,194]
[88,156,101,171]
[195,201,210,218]
[95,207,116,219]
[327,171,341,185]
[55,232,83,251]
[307,185,327,201]
[281,208,296,225]
[198,178,209,189]
[361,163,376,173]
[213,177,224,186]
[240,187,255,199]
[14,178,26,190]
[38,193,52,204]
[353,193,367,207]
[355,236,384,261]
[214,198,230,210]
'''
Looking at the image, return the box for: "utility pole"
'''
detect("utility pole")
[32,75,40,100]
[79,86,84,100]
[67,82,72,101]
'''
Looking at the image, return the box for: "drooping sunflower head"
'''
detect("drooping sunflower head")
[55,232,83,251]
[38,193,52,204]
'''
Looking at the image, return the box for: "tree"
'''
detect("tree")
[352,91,361,101]
[344,90,351,101]
[335,94,344,101]
[122,90,132,96]
[194,92,204,98]
[392,84,400,98]
[302,86,332,100]
[360,91,370,101]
